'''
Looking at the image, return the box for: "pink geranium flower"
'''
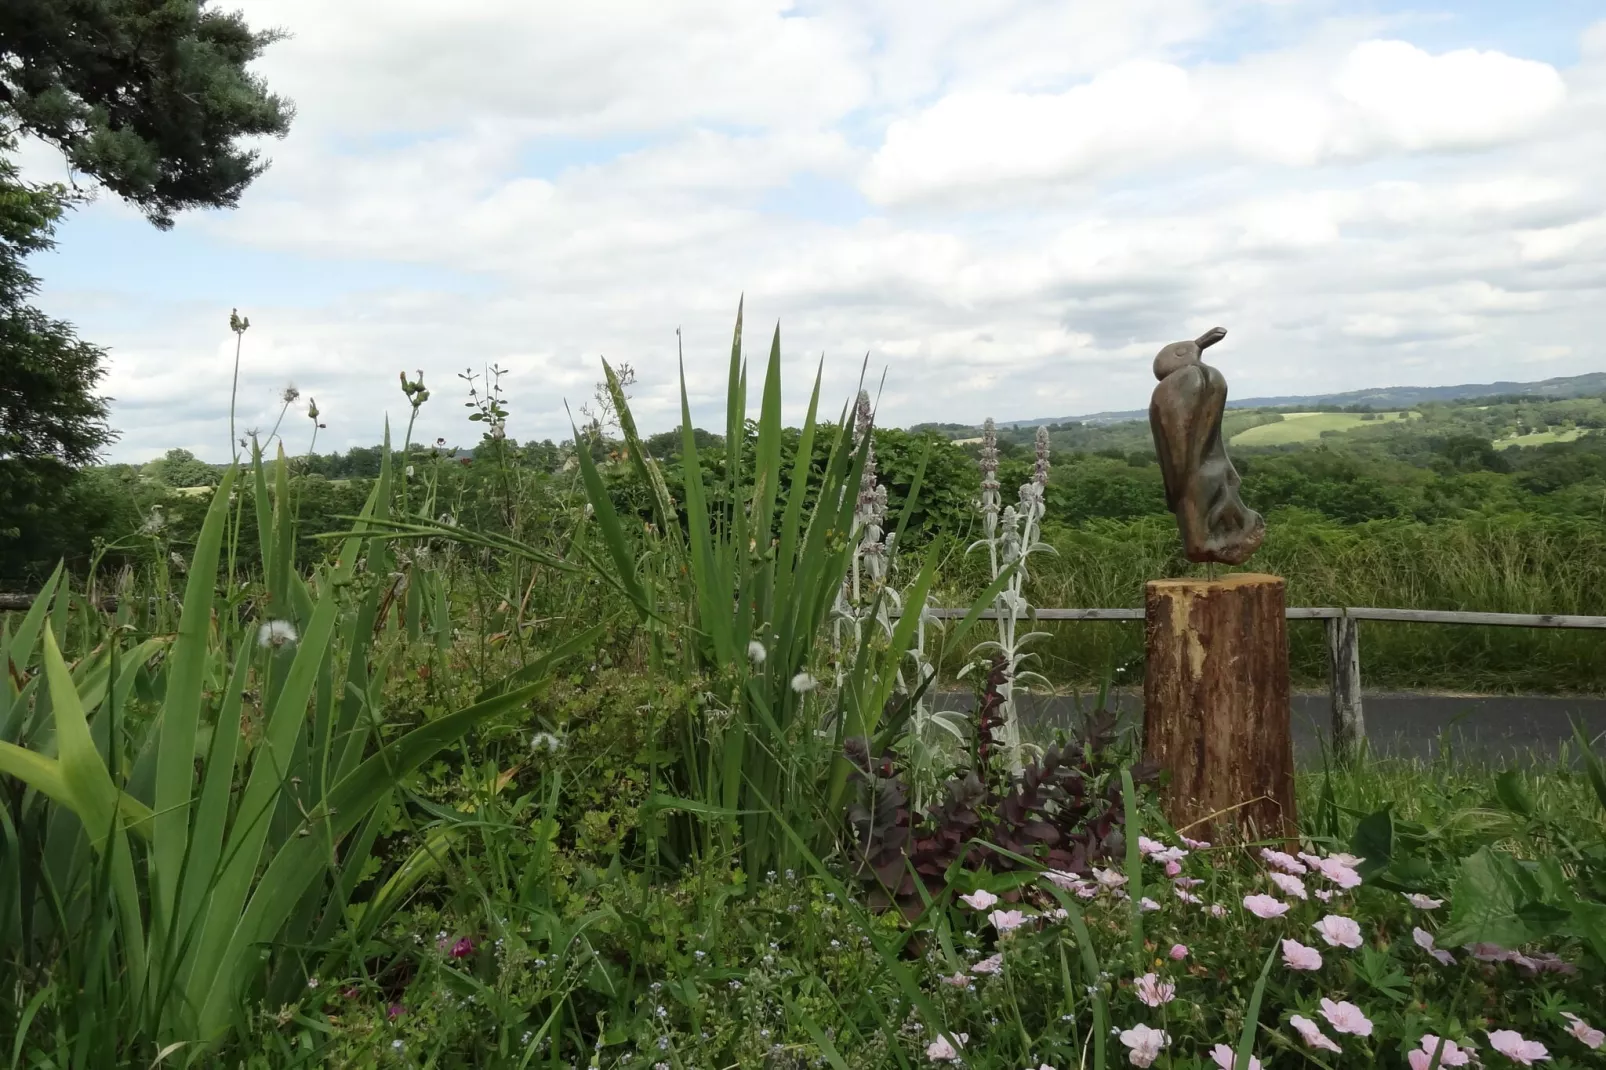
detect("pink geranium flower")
[971,953,1002,975]
[1139,897,1162,912]
[1404,893,1444,910]
[1269,872,1308,899]
[1562,1013,1605,1050]
[1174,876,1204,889]
[1208,903,1228,917]
[1211,1044,1261,1070]
[1289,1014,1343,1053]
[1410,1035,1473,1068]
[926,1033,967,1061]
[1260,849,1307,874]
[1243,894,1290,919]
[1320,998,1373,1037]
[1412,927,1455,966]
[1487,1029,1550,1065]
[1134,973,1175,1007]
[1315,857,1363,889]
[988,908,1028,933]
[1044,870,1080,891]
[1119,1024,1168,1068]
[1281,939,1323,971]
[1093,867,1128,890]
[1168,943,1188,961]
[1179,834,1211,849]
[1175,886,1202,905]
[1312,915,1363,948]
[1164,859,1182,878]
[960,889,998,910]
[941,971,971,987]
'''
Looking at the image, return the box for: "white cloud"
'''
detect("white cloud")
[1331,40,1565,153]
[863,39,1568,204]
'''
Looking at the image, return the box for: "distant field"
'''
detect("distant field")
[1496,428,1590,449]
[1230,410,1416,446]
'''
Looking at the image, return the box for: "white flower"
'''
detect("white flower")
[530,731,564,753]
[959,889,999,910]
[1119,1024,1169,1067]
[926,1033,967,1061]
[747,640,767,666]
[790,671,819,694]
[257,620,298,648]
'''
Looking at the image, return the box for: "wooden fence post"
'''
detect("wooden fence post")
[1143,574,1297,842]
[1326,611,1365,761]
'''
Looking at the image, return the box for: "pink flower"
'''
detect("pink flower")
[1043,870,1080,891]
[1268,872,1308,899]
[1168,943,1188,961]
[1298,852,1324,869]
[387,1003,407,1020]
[1312,915,1363,949]
[1315,857,1363,889]
[971,953,1003,975]
[1175,887,1202,905]
[1208,903,1227,918]
[1211,1044,1261,1070]
[1314,889,1336,902]
[1243,894,1290,919]
[1138,836,1167,856]
[1093,867,1128,890]
[941,971,972,987]
[1487,1029,1550,1065]
[1526,951,1576,975]
[1119,1024,1168,1068]
[1281,939,1323,971]
[1289,1014,1343,1054]
[1413,927,1455,966]
[1134,973,1175,1007]
[1173,876,1203,889]
[450,937,475,958]
[1410,1035,1473,1068]
[926,1033,968,1061]
[1404,893,1444,910]
[988,909,1028,933]
[1139,897,1162,912]
[1320,998,1373,1037]
[1260,849,1307,875]
[1561,1013,1604,1050]
[1179,835,1211,850]
[1164,860,1182,878]
[960,889,999,910]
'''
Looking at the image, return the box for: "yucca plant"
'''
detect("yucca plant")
[0,444,590,1058]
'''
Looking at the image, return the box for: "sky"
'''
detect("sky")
[16,0,1606,463]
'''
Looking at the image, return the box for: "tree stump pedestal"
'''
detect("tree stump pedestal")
[1143,573,1296,842]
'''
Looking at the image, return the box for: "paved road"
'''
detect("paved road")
[932,690,1606,763]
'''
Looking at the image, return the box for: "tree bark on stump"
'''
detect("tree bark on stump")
[1143,573,1296,842]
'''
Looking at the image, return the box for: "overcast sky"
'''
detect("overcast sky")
[18,0,1606,462]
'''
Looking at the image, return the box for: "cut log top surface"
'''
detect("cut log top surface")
[1145,572,1283,592]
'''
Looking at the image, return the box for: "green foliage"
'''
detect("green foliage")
[0,148,114,577]
[0,0,292,227]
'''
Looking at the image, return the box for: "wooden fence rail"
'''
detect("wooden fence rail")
[919,605,1606,752]
[6,592,1603,750]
